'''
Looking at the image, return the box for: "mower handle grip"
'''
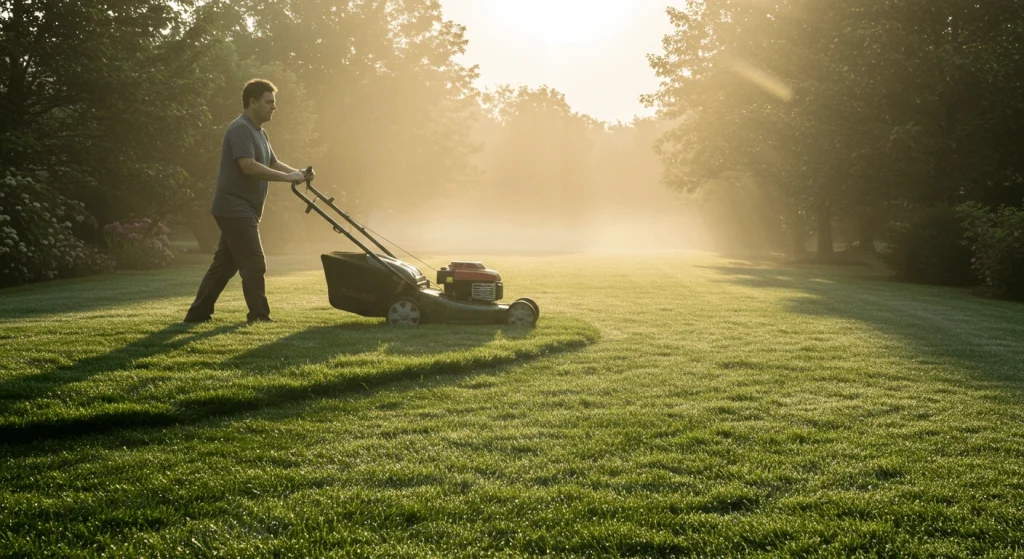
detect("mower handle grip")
[293,166,314,186]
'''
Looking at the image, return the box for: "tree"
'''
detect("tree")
[478,85,597,229]
[0,0,232,231]
[645,0,1024,261]
[231,0,481,216]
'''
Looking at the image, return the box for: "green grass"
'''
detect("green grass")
[2,251,1023,557]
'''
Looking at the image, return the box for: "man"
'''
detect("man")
[183,79,312,324]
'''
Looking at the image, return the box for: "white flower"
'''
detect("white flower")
[18,245,26,252]
[33,203,40,209]
[75,215,84,223]
[2,240,10,247]
[14,206,21,211]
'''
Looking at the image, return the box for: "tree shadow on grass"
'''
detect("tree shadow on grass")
[0,254,319,320]
[0,320,595,446]
[0,268,205,320]
[700,263,1024,390]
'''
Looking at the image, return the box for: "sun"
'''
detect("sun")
[482,0,632,49]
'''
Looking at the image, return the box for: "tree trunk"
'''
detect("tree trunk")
[858,214,875,253]
[5,0,26,133]
[187,212,220,254]
[790,212,807,256]
[816,199,833,262]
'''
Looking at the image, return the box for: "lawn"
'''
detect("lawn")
[1,251,1023,557]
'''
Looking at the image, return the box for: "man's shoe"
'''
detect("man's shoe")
[246,316,274,325]
[183,314,212,324]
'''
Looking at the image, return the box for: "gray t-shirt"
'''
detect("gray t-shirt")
[210,113,278,221]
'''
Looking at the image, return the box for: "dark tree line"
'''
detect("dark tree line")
[644,0,1024,289]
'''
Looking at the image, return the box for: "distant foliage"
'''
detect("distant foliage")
[960,202,1024,301]
[103,219,174,270]
[879,205,976,286]
[0,172,113,287]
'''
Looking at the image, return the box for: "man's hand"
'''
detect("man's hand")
[285,170,307,183]
[304,167,316,181]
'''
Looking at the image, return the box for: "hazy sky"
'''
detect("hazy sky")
[438,1,680,124]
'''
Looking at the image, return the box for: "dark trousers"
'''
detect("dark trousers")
[186,215,270,321]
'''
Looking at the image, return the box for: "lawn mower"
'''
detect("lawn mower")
[291,169,539,327]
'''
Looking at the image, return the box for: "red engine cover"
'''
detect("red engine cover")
[449,261,501,282]
[448,261,485,270]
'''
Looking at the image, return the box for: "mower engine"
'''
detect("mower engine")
[437,261,504,304]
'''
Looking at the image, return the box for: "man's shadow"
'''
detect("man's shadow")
[0,321,562,445]
[0,323,245,412]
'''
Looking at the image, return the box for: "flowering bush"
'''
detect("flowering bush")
[0,171,114,288]
[103,218,174,269]
[960,202,1024,301]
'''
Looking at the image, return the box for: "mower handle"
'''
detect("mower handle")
[290,176,419,292]
[293,166,314,186]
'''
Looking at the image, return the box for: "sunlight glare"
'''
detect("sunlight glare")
[483,0,632,49]
[730,59,793,101]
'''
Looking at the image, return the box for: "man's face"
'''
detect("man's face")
[250,91,276,123]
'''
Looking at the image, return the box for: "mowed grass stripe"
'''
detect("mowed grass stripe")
[1,252,1023,556]
[0,260,598,441]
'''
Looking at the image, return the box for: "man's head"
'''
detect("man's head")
[242,79,277,124]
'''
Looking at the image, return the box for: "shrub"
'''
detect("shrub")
[960,202,1024,301]
[0,171,113,288]
[103,219,174,269]
[879,204,976,286]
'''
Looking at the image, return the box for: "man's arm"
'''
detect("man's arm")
[271,161,299,174]
[238,158,306,183]
[272,160,315,181]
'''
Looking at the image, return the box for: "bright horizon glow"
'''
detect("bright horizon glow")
[440,1,683,123]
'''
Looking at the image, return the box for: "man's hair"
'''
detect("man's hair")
[242,79,277,109]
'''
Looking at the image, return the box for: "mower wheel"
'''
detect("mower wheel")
[507,300,537,327]
[387,298,423,327]
[516,297,540,320]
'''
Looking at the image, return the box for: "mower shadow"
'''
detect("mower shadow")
[0,320,583,447]
[701,263,1024,392]
[221,322,535,373]
[0,350,541,460]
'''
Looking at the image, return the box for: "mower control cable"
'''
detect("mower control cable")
[357,224,437,273]
[356,225,444,288]
[300,179,443,290]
